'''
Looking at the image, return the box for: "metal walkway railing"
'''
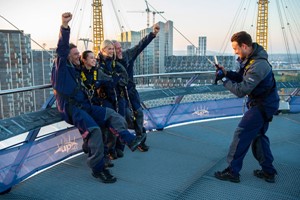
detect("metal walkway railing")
[0,70,299,194]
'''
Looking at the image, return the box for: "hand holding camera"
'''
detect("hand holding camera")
[214,65,226,84]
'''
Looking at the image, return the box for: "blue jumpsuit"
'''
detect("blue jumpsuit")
[95,54,128,117]
[117,32,156,135]
[51,26,135,173]
[223,43,279,176]
[94,54,129,154]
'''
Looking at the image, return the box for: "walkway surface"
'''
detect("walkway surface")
[2,113,300,200]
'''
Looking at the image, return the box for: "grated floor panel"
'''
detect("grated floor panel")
[2,113,300,200]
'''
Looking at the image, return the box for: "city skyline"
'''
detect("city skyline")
[0,0,299,54]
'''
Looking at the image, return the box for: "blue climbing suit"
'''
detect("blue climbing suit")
[117,32,156,135]
[51,26,135,173]
[223,43,279,176]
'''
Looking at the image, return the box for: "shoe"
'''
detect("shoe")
[116,149,124,158]
[92,169,117,183]
[82,139,89,154]
[108,151,118,160]
[138,142,149,152]
[253,169,276,183]
[214,167,240,183]
[104,159,114,168]
[128,133,147,152]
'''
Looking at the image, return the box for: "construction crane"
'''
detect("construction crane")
[128,0,164,28]
[145,0,164,27]
[92,0,104,55]
[256,0,269,51]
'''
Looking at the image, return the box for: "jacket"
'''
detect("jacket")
[117,32,156,90]
[224,43,279,110]
[51,26,90,123]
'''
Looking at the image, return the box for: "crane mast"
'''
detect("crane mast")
[145,0,164,27]
[93,0,104,55]
[256,0,269,51]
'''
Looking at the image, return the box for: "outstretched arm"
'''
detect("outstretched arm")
[123,24,160,62]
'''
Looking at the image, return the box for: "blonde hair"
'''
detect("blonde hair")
[100,39,116,60]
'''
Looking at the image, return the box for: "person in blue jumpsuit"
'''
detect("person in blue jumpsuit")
[214,31,279,183]
[112,23,160,152]
[96,40,128,117]
[80,49,116,168]
[81,41,128,160]
[51,13,145,183]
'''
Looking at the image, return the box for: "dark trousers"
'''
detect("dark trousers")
[70,106,105,172]
[69,105,135,172]
[227,106,277,176]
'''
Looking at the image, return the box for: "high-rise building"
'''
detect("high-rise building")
[31,49,55,110]
[119,20,173,75]
[198,36,207,56]
[187,45,196,56]
[0,30,33,118]
[0,29,55,118]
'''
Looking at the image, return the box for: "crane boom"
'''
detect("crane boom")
[93,0,104,55]
[256,0,269,51]
[145,0,151,27]
[128,1,164,28]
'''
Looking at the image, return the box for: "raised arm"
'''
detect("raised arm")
[56,12,72,58]
[123,24,160,62]
[51,12,72,90]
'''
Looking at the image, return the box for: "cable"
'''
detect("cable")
[277,0,293,65]
[145,2,197,51]
[146,1,220,67]
[111,0,125,33]
[219,0,246,55]
[0,14,54,58]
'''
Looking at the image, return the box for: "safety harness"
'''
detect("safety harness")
[53,63,87,123]
[96,60,121,112]
[80,69,97,101]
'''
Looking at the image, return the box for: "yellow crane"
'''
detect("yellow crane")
[92,0,104,55]
[256,0,269,51]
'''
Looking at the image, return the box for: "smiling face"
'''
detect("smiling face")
[68,47,81,66]
[230,31,253,60]
[82,52,96,69]
[101,44,115,58]
[100,40,115,59]
[232,41,246,59]
[114,42,123,59]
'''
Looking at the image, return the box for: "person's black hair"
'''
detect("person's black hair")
[69,43,77,50]
[82,50,93,60]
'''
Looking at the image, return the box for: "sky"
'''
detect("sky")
[0,0,299,54]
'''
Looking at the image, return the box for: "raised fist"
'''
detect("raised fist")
[62,12,72,28]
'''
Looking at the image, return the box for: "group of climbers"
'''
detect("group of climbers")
[51,12,159,184]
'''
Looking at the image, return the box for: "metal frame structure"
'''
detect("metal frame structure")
[256,0,269,51]
[92,0,104,55]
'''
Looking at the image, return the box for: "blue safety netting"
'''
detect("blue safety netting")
[1,92,299,193]
[143,98,244,130]
[0,128,82,193]
[290,96,300,113]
